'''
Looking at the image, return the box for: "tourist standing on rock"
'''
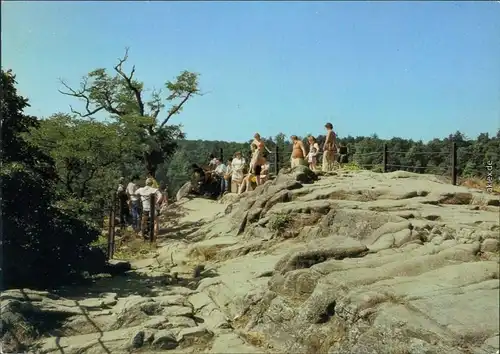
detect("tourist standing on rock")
[208,154,218,170]
[225,158,233,193]
[322,122,338,172]
[337,142,349,166]
[260,157,270,183]
[231,151,246,192]
[134,178,163,239]
[290,135,307,168]
[126,174,141,232]
[117,177,130,228]
[214,159,228,196]
[190,163,206,195]
[251,133,271,186]
[307,135,320,171]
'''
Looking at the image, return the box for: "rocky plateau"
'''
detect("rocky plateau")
[2,167,499,354]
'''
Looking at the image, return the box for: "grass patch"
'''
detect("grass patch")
[93,228,157,260]
[341,162,362,171]
[113,238,157,260]
[461,177,500,194]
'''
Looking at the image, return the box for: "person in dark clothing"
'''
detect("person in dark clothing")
[190,164,206,194]
[126,174,141,232]
[117,177,130,228]
[337,144,349,165]
[191,163,205,176]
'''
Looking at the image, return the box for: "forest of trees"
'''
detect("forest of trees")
[2,50,498,289]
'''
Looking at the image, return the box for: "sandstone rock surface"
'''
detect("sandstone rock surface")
[2,167,499,354]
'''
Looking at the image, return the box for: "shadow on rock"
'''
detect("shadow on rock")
[158,221,203,241]
[54,270,180,300]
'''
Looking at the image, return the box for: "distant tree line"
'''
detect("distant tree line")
[162,131,499,194]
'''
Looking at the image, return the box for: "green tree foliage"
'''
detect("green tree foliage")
[1,70,106,290]
[59,47,200,175]
[274,132,288,169]
[25,113,128,224]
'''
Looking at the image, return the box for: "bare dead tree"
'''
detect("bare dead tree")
[58,47,200,129]
[58,47,201,175]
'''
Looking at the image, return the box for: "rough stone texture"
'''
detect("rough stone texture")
[3,167,499,354]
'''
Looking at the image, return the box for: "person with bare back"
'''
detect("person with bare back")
[290,135,307,168]
[322,122,338,172]
[251,133,271,186]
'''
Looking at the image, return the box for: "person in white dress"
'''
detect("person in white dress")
[231,151,246,192]
[307,136,320,171]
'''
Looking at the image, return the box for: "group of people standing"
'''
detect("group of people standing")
[201,134,271,197]
[197,123,341,198]
[115,123,343,238]
[117,175,167,239]
[290,122,343,171]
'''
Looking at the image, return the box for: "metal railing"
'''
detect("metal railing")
[214,142,459,184]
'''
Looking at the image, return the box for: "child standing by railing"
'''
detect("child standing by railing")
[307,136,320,171]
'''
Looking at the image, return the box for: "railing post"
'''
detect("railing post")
[274,145,279,175]
[107,194,113,260]
[382,143,388,173]
[111,194,116,259]
[109,193,116,259]
[119,194,124,230]
[451,142,457,185]
[220,148,224,162]
[149,193,156,243]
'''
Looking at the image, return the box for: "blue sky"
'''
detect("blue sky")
[3,1,499,142]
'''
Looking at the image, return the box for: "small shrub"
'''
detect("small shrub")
[269,212,293,234]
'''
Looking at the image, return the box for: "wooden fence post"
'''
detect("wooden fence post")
[149,193,156,243]
[451,142,457,185]
[220,148,224,162]
[107,193,116,260]
[107,194,113,260]
[111,193,116,259]
[382,143,388,173]
[274,145,279,175]
[119,194,124,230]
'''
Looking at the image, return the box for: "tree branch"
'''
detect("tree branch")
[113,47,145,116]
[159,92,192,129]
[79,159,115,198]
[80,168,97,198]
[59,77,126,117]
[64,168,74,194]
[58,79,104,117]
[158,89,208,129]
[149,89,163,120]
